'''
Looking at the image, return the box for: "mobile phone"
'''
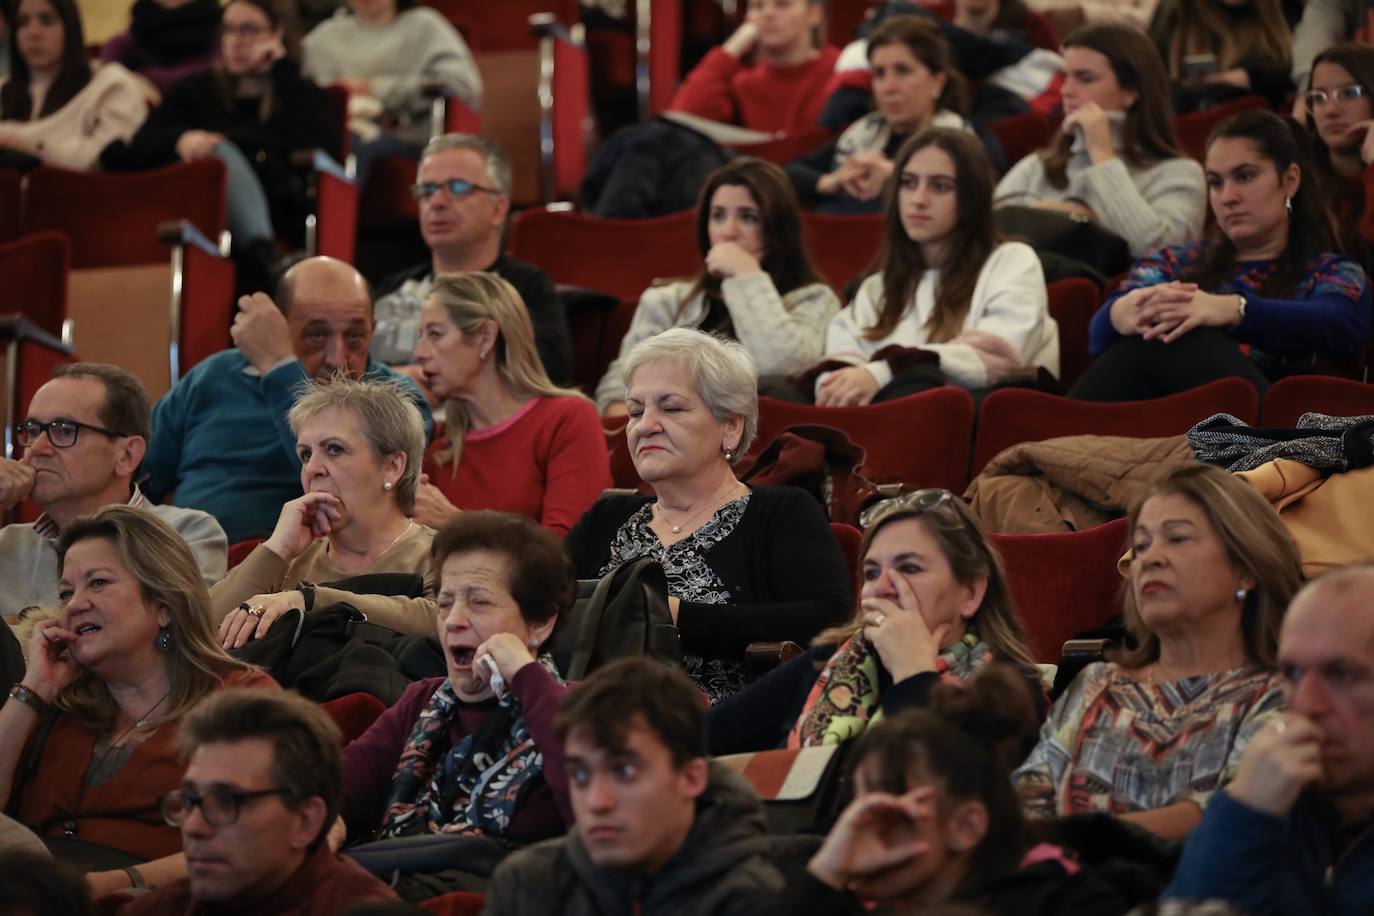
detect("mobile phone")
[1182,54,1219,81]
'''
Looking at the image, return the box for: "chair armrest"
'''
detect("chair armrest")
[744,640,806,672]
[288,148,354,184]
[156,219,221,258]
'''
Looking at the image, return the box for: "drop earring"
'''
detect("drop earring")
[1285,197,1293,214]
[156,628,172,653]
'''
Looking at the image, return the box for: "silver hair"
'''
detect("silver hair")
[621,328,758,464]
[420,132,512,197]
[286,376,426,512]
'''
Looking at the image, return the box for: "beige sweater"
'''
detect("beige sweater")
[0,63,152,170]
[209,524,438,635]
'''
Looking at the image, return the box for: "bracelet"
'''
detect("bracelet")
[300,581,316,612]
[122,865,149,890]
[1235,292,1247,325]
[7,684,51,718]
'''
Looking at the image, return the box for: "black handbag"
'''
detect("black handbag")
[995,204,1134,279]
[544,557,681,681]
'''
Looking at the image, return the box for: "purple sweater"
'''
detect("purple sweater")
[100,32,218,96]
[340,665,573,844]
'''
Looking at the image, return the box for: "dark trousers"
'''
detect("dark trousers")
[1069,328,1270,402]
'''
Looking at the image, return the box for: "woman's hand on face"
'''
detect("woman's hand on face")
[265,492,343,561]
[722,20,760,58]
[1062,102,1114,162]
[1142,289,1242,343]
[475,631,537,682]
[705,241,763,280]
[1108,282,1198,337]
[217,591,305,649]
[411,474,461,530]
[816,366,880,407]
[250,33,286,74]
[1347,120,1374,166]
[808,786,935,891]
[22,617,82,702]
[861,573,949,681]
[175,130,224,162]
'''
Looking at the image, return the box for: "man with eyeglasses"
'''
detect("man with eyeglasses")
[141,255,432,543]
[0,363,226,617]
[370,133,572,383]
[117,687,396,914]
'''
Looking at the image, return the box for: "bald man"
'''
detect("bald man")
[142,258,433,542]
[1166,566,1374,915]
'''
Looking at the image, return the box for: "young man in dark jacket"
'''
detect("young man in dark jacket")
[482,657,783,916]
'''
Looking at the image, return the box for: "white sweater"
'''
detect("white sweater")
[595,274,840,412]
[825,241,1058,390]
[0,63,150,170]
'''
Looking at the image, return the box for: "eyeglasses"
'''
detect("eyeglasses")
[1303,84,1367,110]
[221,23,269,39]
[14,418,127,449]
[410,178,499,201]
[858,488,960,531]
[161,786,293,828]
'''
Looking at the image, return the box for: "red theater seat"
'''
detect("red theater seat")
[802,212,883,295]
[1262,375,1374,427]
[0,231,69,340]
[1046,278,1101,389]
[1175,94,1268,163]
[0,168,20,243]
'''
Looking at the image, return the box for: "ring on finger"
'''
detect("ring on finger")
[871,613,886,626]
[247,604,266,618]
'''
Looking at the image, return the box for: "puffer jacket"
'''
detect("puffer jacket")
[482,762,783,916]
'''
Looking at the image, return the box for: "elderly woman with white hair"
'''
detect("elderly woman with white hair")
[211,375,437,647]
[565,327,852,703]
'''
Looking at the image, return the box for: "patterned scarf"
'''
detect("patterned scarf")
[787,629,992,748]
[379,656,563,839]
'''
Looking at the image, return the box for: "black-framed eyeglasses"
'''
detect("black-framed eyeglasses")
[858,487,960,531]
[1303,84,1366,110]
[410,178,499,201]
[14,418,127,449]
[161,786,293,828]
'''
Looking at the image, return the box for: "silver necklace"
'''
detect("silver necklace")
[655,481,741,535]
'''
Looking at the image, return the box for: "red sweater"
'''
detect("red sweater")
[670,45,841,134]
[423,396,611,537]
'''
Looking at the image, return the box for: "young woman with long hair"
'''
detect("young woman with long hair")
[819,127,1058,405]
[1300,43,1374,260]
[1148,0,1295,112]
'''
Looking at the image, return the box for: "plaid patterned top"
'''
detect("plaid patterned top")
[1014,662,1284,818]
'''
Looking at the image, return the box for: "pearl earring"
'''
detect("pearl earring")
[383,481,393,491]
[479,350,489,361]
[1236,587,1248,603]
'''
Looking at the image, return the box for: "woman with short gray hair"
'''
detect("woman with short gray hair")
[211,376,438,644]
[565,328,852,703]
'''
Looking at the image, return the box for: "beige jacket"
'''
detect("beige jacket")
[1237,459,1374,576]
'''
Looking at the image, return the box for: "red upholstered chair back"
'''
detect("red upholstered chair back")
[1174,94,1268,163]
[0,231,69,339]
[802,212,883,296]
[507,207,698,303]
[754,387,976,492]
[830,521,862,599]
[971,377,1260,476]
[1262,375,1374,427]
[419,891,487,916]
[320,692,387,745]
[1046,278,1100,388]
[21,160,227,268]
[227,538,265,570]
[985,111,1057,168]
[991,517,1130,662]
[600,413,641,490]
[0,168,20,244]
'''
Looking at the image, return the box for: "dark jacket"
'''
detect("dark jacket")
[482,762,784,916]
[1165,788,1374,915]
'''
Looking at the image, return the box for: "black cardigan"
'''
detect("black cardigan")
[565,485,852,662]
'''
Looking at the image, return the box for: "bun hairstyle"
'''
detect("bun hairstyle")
[850,664,1040,890]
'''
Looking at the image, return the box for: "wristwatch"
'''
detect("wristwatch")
[1234,292,1247,326]
[7,683,51,718]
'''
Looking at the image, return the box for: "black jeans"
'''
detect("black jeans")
[1069,328,1270,402]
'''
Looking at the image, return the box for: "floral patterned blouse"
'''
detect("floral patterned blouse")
[1013,662,1284,817]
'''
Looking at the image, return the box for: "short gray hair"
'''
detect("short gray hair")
[421,133,512,197]
[621,328,758,464]
[287,376,426,511]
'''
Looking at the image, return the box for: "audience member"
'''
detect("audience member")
[108,0,340,291]
[483,656,784,916]
[211,376,436,645]
[1301,43,1374,257]
[302,0,481,188]
[116,688,397,914]
[371,134,571,384]
[1290,0,1374,90]
[337,513,572,855]
[0,850,93,916]
[1149,0,1294,112]
[0,507,275,895]
[596,157,839,414]
[410,273,609,536]
[567,328,852,703]
[1073,109,1370,401]
[1014,464,1301,840]
[100,0,221,96]
[820,128,1057,404]
[787,667,1125,915]
[0,364,226,618]
[994,24,1206,258]
[1164,566,1374,915]
[142,256,432,544]
[0,0,150,172]
[669,0,839,134]
[710,488,1042,754]
[1025,0,1160,29]
[788,16,977,214]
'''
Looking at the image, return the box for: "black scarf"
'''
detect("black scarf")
[127,0,222,68]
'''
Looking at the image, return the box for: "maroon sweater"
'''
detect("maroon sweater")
[339,664,572,844]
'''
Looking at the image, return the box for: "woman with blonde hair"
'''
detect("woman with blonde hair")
[412,272,610,537]
[1015,463,1302,840]
[0,506,274,894]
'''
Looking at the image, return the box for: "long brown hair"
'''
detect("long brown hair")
[866,128,1000,342]
[1040,24,1185,189]
[1304,44,1374,256]
[865,15,969,118]
[1115,464,1301,671]
[1151,0,1291,81]
[211,0,301,121]
[0,0,91,121]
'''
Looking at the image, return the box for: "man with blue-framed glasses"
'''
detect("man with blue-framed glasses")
[371,133,572,383]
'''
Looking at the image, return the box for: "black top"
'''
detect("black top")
[375,253,573,386]
[565,486,852,661]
